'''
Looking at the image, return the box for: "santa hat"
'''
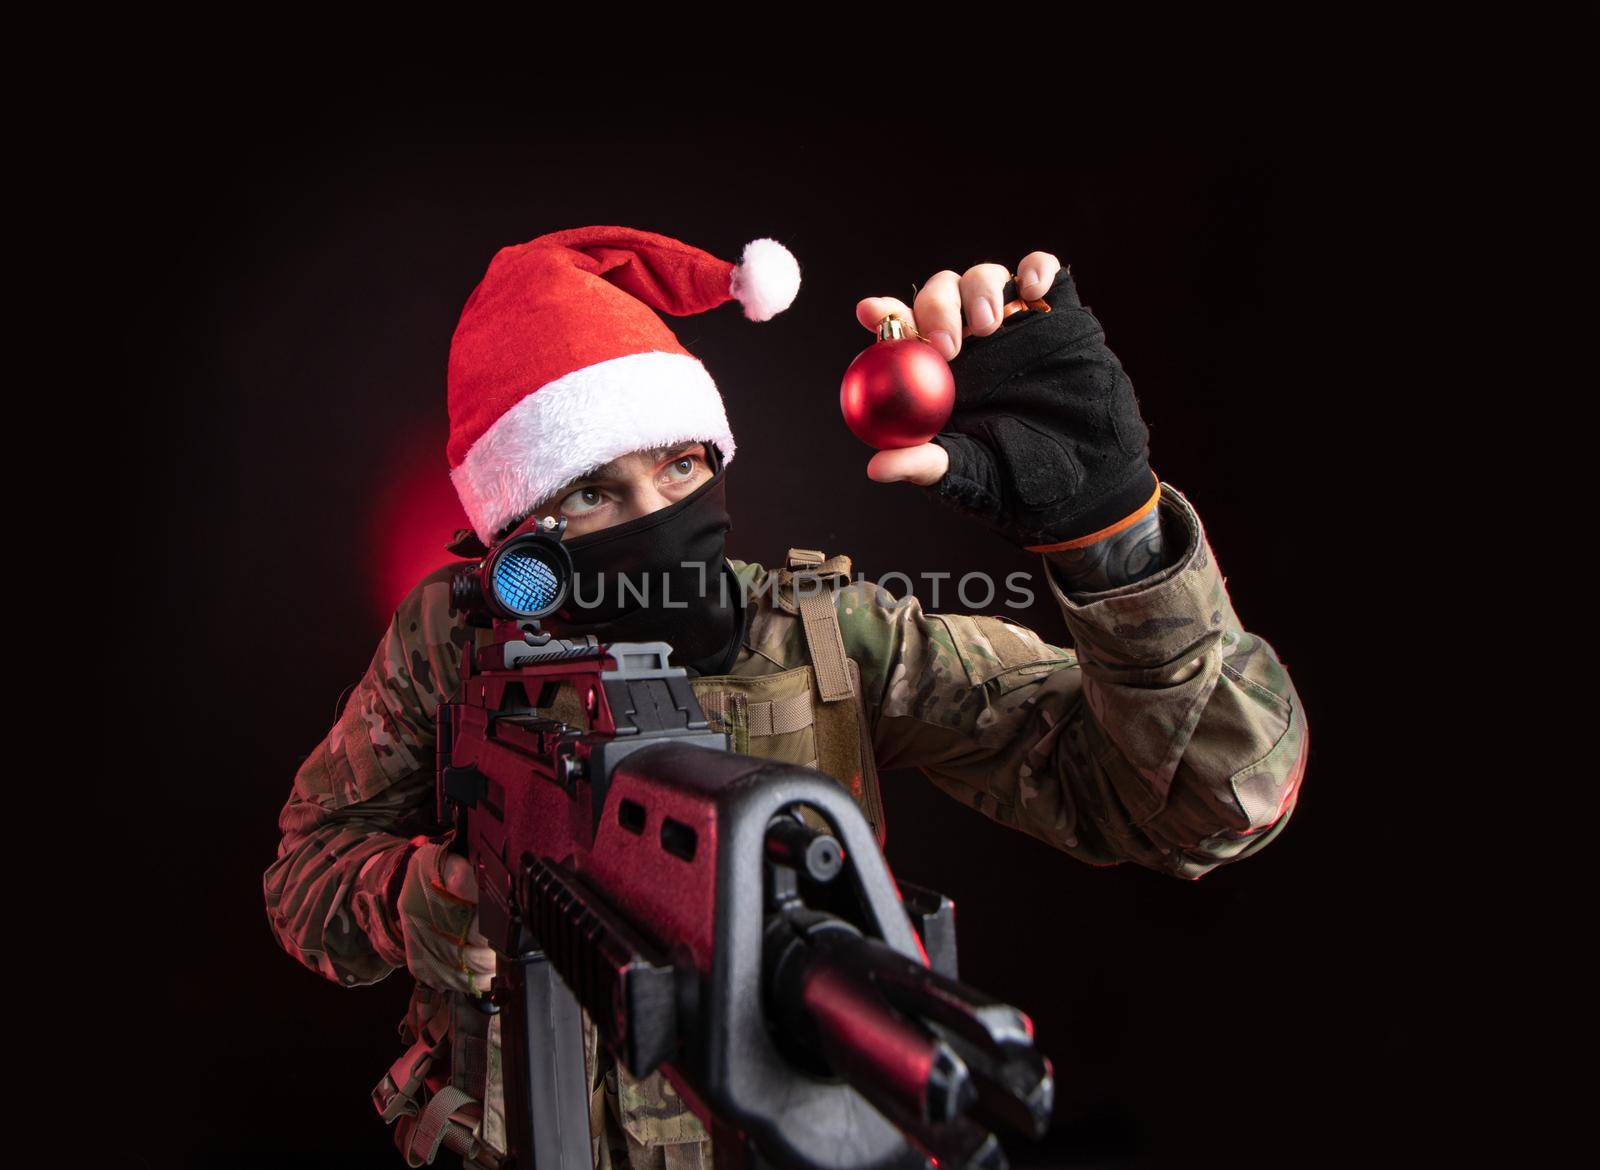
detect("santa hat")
[446,225,802,543]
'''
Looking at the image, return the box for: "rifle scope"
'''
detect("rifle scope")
[450,514,574,621]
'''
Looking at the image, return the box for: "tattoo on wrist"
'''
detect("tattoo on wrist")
[1050,507,1166,591]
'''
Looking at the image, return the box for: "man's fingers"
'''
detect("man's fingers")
[1014,251,1062,301]
[465,944,498,998]
[867,444,950,486]
[466,910,496,995]
[912,271,963,359]
[440,852,479,902]
[960,263,1013,339]
[857,251,1060,360]
[855,295,915,334]
[858,287,961,361]
[466,944,496,976]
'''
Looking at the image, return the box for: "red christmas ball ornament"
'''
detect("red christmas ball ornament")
[839,315,956,449]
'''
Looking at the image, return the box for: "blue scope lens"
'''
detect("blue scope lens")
[491,542,565,616]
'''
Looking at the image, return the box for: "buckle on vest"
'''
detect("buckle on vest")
[373,998,453,1122]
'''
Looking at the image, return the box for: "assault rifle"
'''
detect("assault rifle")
[435,515,1053,1169]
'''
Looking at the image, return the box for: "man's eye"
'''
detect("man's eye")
[667,456,698,479]
[560,486,605,515]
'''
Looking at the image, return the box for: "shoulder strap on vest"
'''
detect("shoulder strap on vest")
[784,548,856,703]
[780,549,885,843]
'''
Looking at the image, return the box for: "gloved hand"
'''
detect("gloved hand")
[928,267,1157,549]
[394,842,497,997]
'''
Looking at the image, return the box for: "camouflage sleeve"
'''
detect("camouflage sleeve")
[262,564,472,985]
[843,483,1308,879]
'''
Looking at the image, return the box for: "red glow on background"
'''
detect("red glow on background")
[367,424,472,617]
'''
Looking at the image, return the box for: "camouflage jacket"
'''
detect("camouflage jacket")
[262,480,1307,1143]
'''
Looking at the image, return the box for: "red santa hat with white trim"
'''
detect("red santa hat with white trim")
[446,225,802,544]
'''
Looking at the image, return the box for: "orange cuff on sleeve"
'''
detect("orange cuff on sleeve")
[1023,476,1162,554]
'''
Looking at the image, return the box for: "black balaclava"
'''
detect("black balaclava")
[543,463,745,677]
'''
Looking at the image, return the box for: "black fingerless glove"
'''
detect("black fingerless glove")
[927,267,1157,549]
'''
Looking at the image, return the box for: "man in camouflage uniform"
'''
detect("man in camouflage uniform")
[264,227,1307,1168]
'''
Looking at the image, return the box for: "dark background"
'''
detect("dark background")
[106,129,1423,1168]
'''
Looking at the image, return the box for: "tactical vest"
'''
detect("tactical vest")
[375,550,883,1170]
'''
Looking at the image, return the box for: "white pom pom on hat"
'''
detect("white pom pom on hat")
[730,237,803,322]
